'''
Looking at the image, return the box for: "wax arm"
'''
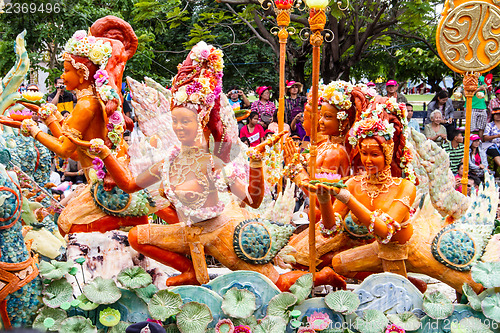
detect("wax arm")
[320,180,416,239]
[101,153,161,193]
[225,163,265,208]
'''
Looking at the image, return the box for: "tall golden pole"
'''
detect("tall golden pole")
[306,7,326,282]
[461,73,479,195]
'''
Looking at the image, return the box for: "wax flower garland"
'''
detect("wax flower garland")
[319,81,353,111]
[172,41,224,128]
[348,118,395,147]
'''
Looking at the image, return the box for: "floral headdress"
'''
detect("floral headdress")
[170,41,224,129]
[64,30,124,150]
[319,81,353,111]
[360,97,408,126]
[348,118,395,147]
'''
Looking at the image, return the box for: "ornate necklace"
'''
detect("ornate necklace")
[360,167,396,205]
[75,86,95,99]
[329,135,345,145]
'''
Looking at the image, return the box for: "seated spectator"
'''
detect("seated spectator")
[469,134,488,178]
[240,136,251,147]
[61,110,71,119]
[290,112,307,140]
[267,111,290,138]
[406,103,420,133]
[443,129,464,174]
[251,86,276,129]
[64,158,86,184]
[424,110,448,145]
[425,90,454,125]
[239,111,265,147]
[263,129,274,141]
[227,87,250,111]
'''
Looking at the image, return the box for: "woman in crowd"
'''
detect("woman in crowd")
[424,110,448,145]
[239,111,265,147]
[468,134,488,178]
[284,80,306,124]
[425,90,454,126]
[251,86,276,129]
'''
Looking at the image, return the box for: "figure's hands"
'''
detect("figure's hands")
[0,115,22,128]
[316,183,340,203]
[283,136,299,164]
[19,102,40,114]
[65,137,112,159]
[254,130,287,153]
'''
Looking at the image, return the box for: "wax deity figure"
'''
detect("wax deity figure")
[0,17,185,235]
[67,41,346,291]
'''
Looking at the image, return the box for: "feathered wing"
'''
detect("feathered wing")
[126,76,179,178]
[455,172,498,262]
[407,128,469,219]
[0,31,30,115]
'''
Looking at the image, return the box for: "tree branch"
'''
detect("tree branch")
[385,30,441,58]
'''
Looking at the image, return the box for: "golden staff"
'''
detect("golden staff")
[436,0,500,195]
[302,0,328,282]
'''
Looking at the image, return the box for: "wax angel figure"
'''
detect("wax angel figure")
[55,38,345,290]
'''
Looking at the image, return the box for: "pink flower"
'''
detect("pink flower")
[199,49,210,60]
[73,30,86,41]
[106,123,114,131]
[186,81,203,95]
[215,319,234,333]
[92,157,104,169]
[87,36,96,44]
[307,311,331,330]
[109,111,123,125]
[385,324,405,333]
[146,318,163,326]
[297,328,315,333]
[93,69,109,87]
[234,325,251,333]
[96,170,106,179]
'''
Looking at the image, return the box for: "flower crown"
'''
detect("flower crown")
[319,81,353,111]
[171,41,224,127]
[348,117,395,147]
[361,97,408,126]
[65,30,124,150]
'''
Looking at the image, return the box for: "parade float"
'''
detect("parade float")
[0,0,499,331]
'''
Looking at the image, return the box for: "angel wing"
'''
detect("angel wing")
[0,31,30,115]
[125,76,179,177]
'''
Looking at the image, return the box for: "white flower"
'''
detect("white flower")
[175,86,188,103]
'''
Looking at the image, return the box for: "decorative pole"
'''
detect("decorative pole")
[461,73,480,195]
[268,0,297,193]
[303,0,328,282]
[436,0,500,195]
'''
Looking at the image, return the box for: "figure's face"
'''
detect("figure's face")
[172,107,199,145]
[319,102,340,136]
[303,103,312,136]
[250,115,259,125]
[386,85,397,94]
[359,138,386,175]
[438,96,448,105]
[260,90,270,101]
[406,106,413,120]
[432,112,442,124]
[61,62,80,90]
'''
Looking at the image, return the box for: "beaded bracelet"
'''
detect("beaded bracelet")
[283,163,302,180]
[246,150,264,161]
[368,209,401,244]
[38,103,58,120]
[20,119,39,137]
[319,221,336,237]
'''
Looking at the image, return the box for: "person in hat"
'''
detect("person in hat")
[126,321,166,333]
[487,87,500,121]
[285,80,306,124]
[483,107,500,172]
[226,86,250,111]
[385,79,408,104]
[468,134,488,178]
[251,86,276,129]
